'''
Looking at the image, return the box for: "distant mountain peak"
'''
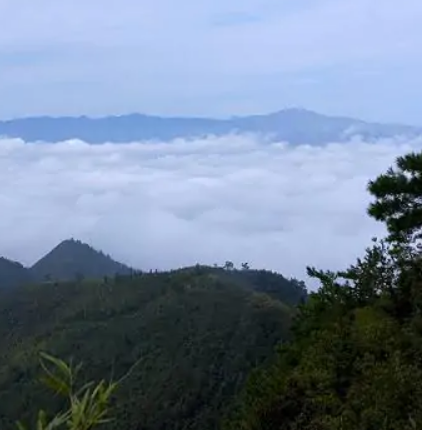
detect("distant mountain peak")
[54,237,94,249]
[30,238,133,282]
[277,107,315,113]
[266,107,324,118]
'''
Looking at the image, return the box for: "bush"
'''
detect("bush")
[17,352,119,430]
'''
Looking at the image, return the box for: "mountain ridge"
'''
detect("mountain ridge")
[0,238,134,288]
[1,108,421,144]
[0,238,307,301]
[0,257,33,288]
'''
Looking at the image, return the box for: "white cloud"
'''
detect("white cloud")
[1,134,422,288]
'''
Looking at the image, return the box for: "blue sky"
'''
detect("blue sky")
[0,0,421,123]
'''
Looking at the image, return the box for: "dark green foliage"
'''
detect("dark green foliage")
[225,150,422,430]
[0,257,32,288]
[226,243,422,430]
[18,352,120,430]
[208,266,307,306]
[0,265,302,430]
[236,270,306,306]
[29,238,133,282]
[368,151,422,245]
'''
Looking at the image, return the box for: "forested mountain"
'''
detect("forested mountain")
[0,257,32,289]
[29,238,133,282]
[0,265,304,430]
[1,108,420,144]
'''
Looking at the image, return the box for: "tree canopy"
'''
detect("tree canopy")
[225,150,422,430]
[0,266,303,430]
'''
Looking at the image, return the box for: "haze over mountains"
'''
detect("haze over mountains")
[1,108,421,145]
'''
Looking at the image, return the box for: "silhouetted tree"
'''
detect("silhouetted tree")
[224,261,235,271]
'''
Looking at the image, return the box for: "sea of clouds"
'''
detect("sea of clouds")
[1,133,422,287]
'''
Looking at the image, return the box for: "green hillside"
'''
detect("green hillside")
[0,265,303,430]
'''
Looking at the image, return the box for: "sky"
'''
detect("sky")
[1,134,422,287]
[0,0,422,123]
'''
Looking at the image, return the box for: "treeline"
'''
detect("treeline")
[225,151,422,429]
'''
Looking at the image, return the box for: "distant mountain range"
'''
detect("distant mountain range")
[1,108,421,144]
[0,239,133,287]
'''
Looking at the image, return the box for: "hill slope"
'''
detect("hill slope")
[1,108,420,144]
[29,238,133,281]
[194,266,307,306]
[0,257,32,288]
[0,266,304,430]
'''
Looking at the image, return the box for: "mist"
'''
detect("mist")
[1,134,421,285]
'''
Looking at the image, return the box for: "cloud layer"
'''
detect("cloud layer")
[1,135,422,286]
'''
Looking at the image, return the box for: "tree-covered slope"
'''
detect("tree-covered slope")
[225,150,422,430]
[207,266,307,306]
[29,238,133,282]
[0,265,302,430]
